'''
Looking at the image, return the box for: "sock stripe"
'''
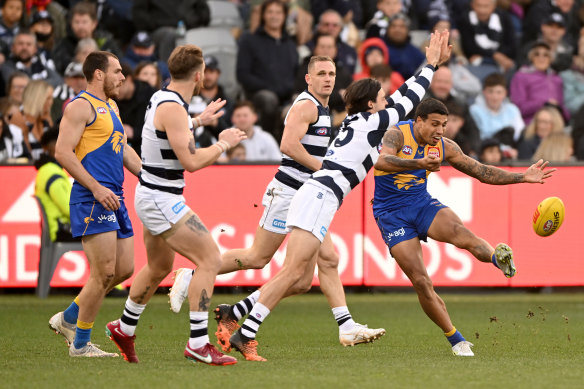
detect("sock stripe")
[190,328,208,338]
[121,316,138,326]
[241,324,256,333]
[243,298,253,311]
[248,315,262,325]
[77,320,93,330]
[124,307,140,317]
[190,319,204,324]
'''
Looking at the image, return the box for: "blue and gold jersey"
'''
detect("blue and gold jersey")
[70,91,125,204]
[372,120,444,216]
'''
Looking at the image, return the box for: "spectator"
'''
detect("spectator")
[428,66,481,155]
[6,70,28,103]
[311,0,363,29]
[382,13,425,80]
[532,132,573,162]
[0,97,27,161]
[1,30,62,87]
[34,128,77,242]
[458,0,516,82]
[444,99,480,157]
[116,64,156,155]
[517,106,565,160]
[121,31,170,82]
[365,0,403,39]
[231,100,281,161]
[132,0,210,61]
[369,64,398,97]
[0,0,23,60]
[516,13,573,73]
[560,30,584,116]
[226,143,246,162]
[510,41,569,125]
[478,137,503,164]
[237,0,298,136]
[306,9,358,73]
[51,61,86,123]
[187,96,218,149]
[522,0,580,46]
[294,34,352,118]
[570,103,584,159]
[198,54,233,139]
[470,72,524,141]
[249,0,313,46]
[52,1,121,74]
[29,10,56,64]
[135,61,162,89]
[72,37,97,64]
[13,80,53,161]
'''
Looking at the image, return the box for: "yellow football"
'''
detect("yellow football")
[532,197,565,237]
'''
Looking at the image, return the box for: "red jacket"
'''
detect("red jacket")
[353,37,404,94]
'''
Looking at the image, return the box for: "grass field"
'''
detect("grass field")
[1,292,583,389]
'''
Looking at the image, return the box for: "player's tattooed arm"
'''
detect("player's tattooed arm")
[375,128,420,172]
[444,138,524,184]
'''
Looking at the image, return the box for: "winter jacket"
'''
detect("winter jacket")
[353,37,404,94]
[470,94,525,140]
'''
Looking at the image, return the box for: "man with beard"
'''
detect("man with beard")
[197,55,233,139]
[49,51,142,357]
[1,30,62,87]
[105,45,246,366]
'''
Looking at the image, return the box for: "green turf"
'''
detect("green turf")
[1,292,582,389]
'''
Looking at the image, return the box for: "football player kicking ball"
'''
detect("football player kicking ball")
[372,97,555,356]
[221,31,451,361]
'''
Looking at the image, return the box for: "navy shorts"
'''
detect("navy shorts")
[375,197,447,249]
[70,200,134,239]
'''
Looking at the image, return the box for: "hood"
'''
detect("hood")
[357,37,389,75]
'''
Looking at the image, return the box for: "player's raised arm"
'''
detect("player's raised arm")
[375,126,441,173]
[160,103,245,172]
[444,138,556,184]
[56,98,120,211]
[279,100,322,172]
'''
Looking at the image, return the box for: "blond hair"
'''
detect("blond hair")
[307,55,335,73]
[168,45,203,81]
[532,132,573,162]
[522,106,565,139]
[22,80,52,118]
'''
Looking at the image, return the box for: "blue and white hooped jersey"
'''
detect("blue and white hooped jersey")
[310,65,436,207]
[275,90,331,190]
[139,88,193,195]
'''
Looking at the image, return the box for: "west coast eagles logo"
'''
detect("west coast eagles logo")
[110,131,124,153]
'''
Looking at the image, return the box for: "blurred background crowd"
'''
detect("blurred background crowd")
[2,0,584,167]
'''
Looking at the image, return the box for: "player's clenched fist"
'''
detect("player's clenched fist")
[219,127,247,149]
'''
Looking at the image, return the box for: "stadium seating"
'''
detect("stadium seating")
[184,27,240,101]
[208,0,243,30]
[35,196,83,298]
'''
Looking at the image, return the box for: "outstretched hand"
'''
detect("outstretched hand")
[195,98,227,127]
[524,159,556,184]
[424,32,442,67]
[437,30,452,66]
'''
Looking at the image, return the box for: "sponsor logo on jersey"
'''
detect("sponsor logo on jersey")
[272,219,286,229]
[377,143,383,152]
[326,149,335,156]
[316,128,328,136]
[317,192,323,199]
[172,201,186,214]
[96,107,107,114]
[402,145,413,155]
[320,226,327,237]
[428,147,440,159]
[97,214,117,223]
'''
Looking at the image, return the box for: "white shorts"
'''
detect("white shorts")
[286,181,339,243]
[259,177,297,234]
[134,183,192,235]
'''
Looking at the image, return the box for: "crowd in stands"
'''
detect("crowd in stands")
[2,0,584,166]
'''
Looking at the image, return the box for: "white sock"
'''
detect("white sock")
[240,302,270,339]
[231,289,261,320]
[332,306,356,332]
[188,311,210,349]
[120,298,146,336]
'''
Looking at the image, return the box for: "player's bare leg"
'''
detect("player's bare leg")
[220,227,286,273]
[164,212,237,365]
[316,233,385,346]
[71,231,119,357]
[428,208,515,277]
[391,238,453,332]
[390,238,473,356]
